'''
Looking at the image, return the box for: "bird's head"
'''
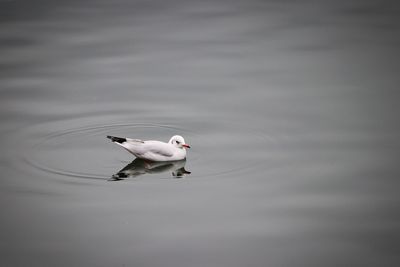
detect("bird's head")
[169,135,190,149]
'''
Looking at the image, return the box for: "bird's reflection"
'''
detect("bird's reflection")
[110,158,191,181]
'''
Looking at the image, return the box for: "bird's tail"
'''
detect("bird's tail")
[107,135,127,144]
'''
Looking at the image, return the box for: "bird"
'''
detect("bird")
[107,135,190,162]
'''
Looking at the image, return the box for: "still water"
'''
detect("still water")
[1,0,399,266]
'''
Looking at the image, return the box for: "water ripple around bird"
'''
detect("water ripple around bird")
[15,117,279,182]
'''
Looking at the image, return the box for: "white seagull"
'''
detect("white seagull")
[107,135,190,162]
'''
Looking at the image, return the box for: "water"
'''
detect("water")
[1,0,400,266]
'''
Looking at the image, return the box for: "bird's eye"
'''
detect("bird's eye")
[176,141,180,144]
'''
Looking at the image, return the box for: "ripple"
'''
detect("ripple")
[18,119,279,181]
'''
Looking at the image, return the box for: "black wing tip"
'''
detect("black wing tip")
[107,135,127,144]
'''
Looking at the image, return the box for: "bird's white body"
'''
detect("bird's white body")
[107,135,190,162]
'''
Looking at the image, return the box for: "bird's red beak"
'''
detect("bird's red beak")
[182,144,191,149]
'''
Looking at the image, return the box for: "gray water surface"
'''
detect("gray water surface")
[1,0,400,266]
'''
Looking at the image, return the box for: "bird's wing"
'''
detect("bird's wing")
[114,138,146,154]
[121,140,174,157]
[144,141,174,157]
[126,138,144,143]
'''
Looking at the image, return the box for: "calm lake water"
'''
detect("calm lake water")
[1,0,400,266]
